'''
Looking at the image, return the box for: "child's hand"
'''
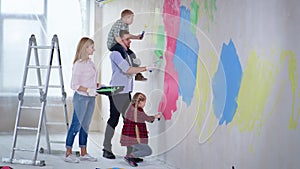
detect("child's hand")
[139,31,145,40]
[121,44,128,51]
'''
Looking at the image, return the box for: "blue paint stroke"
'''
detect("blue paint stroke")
[174,6,199,106]
[212,39,242,125]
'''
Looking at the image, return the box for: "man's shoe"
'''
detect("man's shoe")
[132,157,143,163]
[102,149,116,159]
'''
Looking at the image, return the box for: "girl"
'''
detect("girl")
[64,37,98,163]
[120,92,161,167]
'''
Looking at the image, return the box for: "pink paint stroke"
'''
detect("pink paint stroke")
[158,0,181,120]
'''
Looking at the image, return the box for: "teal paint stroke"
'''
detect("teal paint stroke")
[174,6,199,106]
[212,39,242,125]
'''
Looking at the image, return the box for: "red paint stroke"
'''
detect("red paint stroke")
[158,0,180,120]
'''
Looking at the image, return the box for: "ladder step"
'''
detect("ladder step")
[46,122,66,126]
[30,45,55,49]
[17,126,38,131]
[21,106,42,110]
[50,140,65,144]
[27,65,61,69]
[47,103,64,107]
[24,85,61,89]
[13,147,35,152]
[24,85,44,89]
[2,157,46,166]
[48,85,62,88]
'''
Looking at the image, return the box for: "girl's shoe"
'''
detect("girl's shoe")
[80,153,98,162]
[124,156,138,167]
[133,157,143,163]
[64,154,80,163]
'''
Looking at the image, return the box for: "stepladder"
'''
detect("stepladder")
[2,34,69,166]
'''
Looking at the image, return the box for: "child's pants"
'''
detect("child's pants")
[131,143,152,157]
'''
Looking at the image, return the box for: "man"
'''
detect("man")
[102,30,147,159]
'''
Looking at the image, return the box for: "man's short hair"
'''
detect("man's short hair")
[120,30,129,38]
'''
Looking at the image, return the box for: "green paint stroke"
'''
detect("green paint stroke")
[156,25,165,51]
[154,25,165,65]
[280,50,299,129]
[190,0,200,34]
[203,0,217,22]
[235,51,275,134]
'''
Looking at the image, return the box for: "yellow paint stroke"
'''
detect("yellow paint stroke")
[195,54,209,133]
[280,50,299,129]
[101,0,114,5]
[235,51,275,134]
[152,8,162,43]
[195,51,217,136]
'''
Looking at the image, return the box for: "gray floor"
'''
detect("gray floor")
[0,132,175,169]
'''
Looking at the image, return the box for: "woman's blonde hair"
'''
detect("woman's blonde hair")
[73,37,94,64]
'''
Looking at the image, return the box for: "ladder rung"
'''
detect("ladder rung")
[24,85,43,89]
[47,103,64,107]
[50,140,65,144]
[24,85,61,89]
[13,148,35,152]
[30,45,55,49]
[2,157,46,166]
[48,85,62,88]
[46,122,66,126]
[17,126,38,131]
[21,106,41,110]
[27,65,61,69]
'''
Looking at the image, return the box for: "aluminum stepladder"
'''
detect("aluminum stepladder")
[2,34,69,166]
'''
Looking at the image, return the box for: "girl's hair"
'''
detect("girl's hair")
[125,92,146,120]
[73,37,94,64]
[130,92,146,144]
[132,92,146,105]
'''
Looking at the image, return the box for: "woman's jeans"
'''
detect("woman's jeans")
[65,92,95,148]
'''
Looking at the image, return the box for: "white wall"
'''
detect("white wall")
[95,0,300,169]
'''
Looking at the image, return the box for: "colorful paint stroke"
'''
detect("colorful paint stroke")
[212,39,242,125]
[174,5,199,106]
[158,0,181,120]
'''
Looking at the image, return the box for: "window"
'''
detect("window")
[0,0,93,96]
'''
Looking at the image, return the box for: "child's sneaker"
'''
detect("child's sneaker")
[124,156,138,167]
[80,153,98,162]
[64,154,79,163]
[135,73,147,81]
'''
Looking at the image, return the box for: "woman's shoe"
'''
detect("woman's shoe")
[80,153,97,162]
[64,154,79,163]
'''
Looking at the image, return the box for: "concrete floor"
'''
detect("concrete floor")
[0,132,175,169]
